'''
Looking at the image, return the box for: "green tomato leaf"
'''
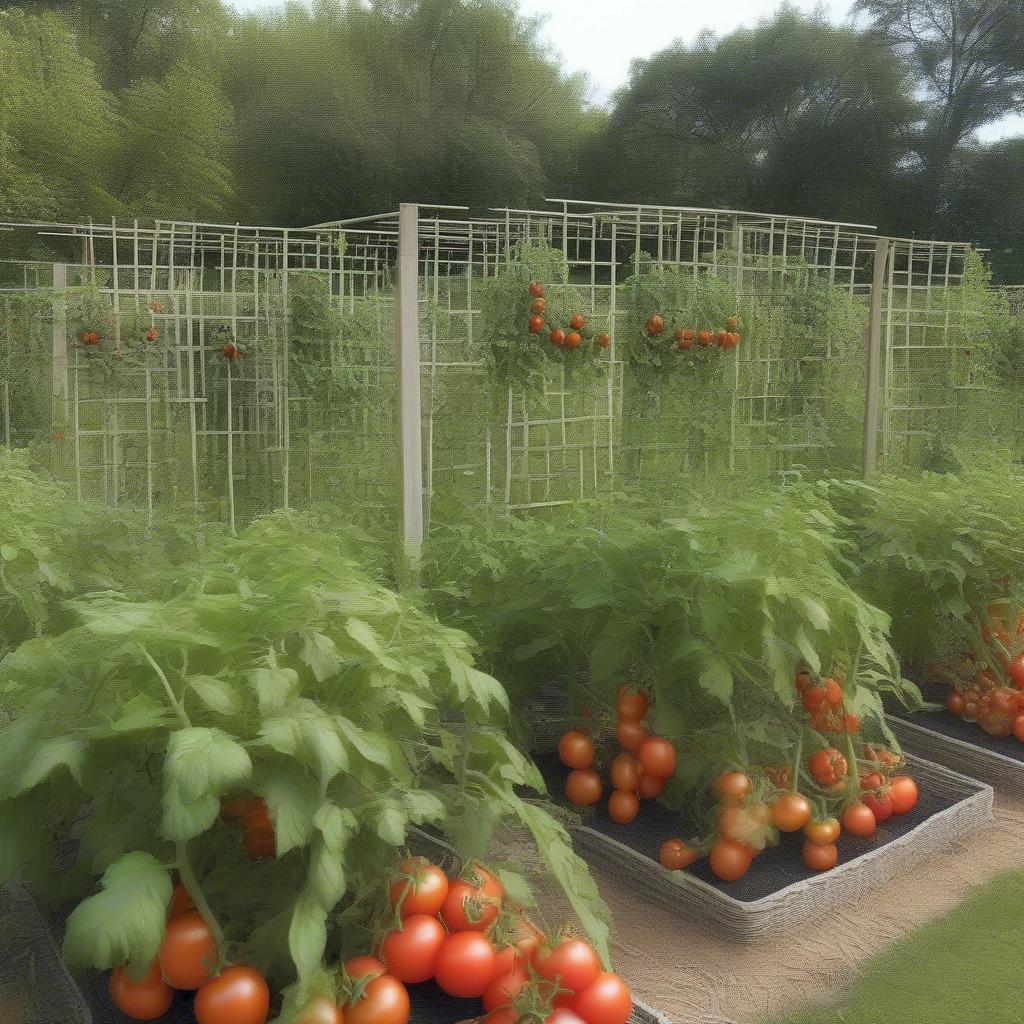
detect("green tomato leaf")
[248,667,301,714]
[288,889,328,983]
[261,769,321,855]
[187,675,241,717]
[376,803,407,846]
[162,728,252,843]
[8,735,88,797]
[300,632,342,682]
[697,654,734,705]
[62,852,172,972]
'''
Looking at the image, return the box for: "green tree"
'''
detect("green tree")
[0,8,119,219]
[854,0,1024,233]
[224,0,595,224]
[581,8,917,226]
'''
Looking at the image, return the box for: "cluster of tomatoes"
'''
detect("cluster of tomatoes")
[642,315,741,351]
[221,343,244,361]
[796,670,861,737]
[559,688,677,826]
[352,856,632,1024]
[525,281,611,352]
[107,849,633,1024]
[940,604,1024,741]
[108,883,269,1024]
[78,330,103,347]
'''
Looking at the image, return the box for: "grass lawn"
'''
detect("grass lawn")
[765,868,1024,1024]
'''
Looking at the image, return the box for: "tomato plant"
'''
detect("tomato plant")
[0,512,611,999]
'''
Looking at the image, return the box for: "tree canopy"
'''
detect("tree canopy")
[1,0,1021,279]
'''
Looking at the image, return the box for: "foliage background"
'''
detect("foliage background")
[0,0,1022,279]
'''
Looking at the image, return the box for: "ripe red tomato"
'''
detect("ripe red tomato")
[168,881,195,919]
[708,838,754,881]
[712,770,752,802]
[440,867,503,932]
[770,792,811,832]
[644,315,665,337]
[942,692,966,716]
[146,328,159,342]
[565,769,602,807]
[888,776,918,814]
[194,966,269,1024]
[389,858,448,917]
[615,719,648,753]
[550,329,566,347]
[658,839,698,871]
[595,333,611,349]
[1014,713,1024,742]
[610,753,642,792]
[715,330,728,347]
[809,747,847,786]
[803,817,841,845]
[109,960,174,1021]
[843,714,861,733]
[842,802,877,837]
[565,331,582,349]
[801,840,837,872]
[637,736,675,779]
[244,829,275,861]
[825,678,843,706]
[1009,654,1024,690]
[863,790,894,824]
[533,937,601,993]
[529,281,545,299]
[344,956,386,980]
[802,686,827,711]
[570,973,632,1024]
[608,790,639,824]
[547,1010,588,1024]
[569,313,586,330]
[529,316,545,334]
[482,967,528,1013]
[296,996,344,1024]
[638,774,664,799]
[697,329,711,346]
[159,912,217,990]
[559,731,596,770]
[615,688,648,722]
[434,932,496,998]
[343,974,410,1024]
[380,914,446,983]
[531,298,547,314]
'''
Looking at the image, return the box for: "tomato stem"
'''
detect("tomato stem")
[789,733,803,793]
[142,645,191,729]
[176,840,227,956]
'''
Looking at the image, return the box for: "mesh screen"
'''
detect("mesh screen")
[2,207,1023,535]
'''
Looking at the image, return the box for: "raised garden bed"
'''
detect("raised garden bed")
[887,680,1024,795]
[30,830,671,1024]
[533,750,993,941]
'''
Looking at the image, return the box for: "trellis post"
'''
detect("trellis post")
[51,264,69,468]
[863,237,890,477]
[395,203,424,555]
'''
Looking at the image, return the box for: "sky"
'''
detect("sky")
[227,0,1024,141]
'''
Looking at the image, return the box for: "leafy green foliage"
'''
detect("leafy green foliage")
[823,466,1024,667]
[0,506,609,987]
[424,486,910,816]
